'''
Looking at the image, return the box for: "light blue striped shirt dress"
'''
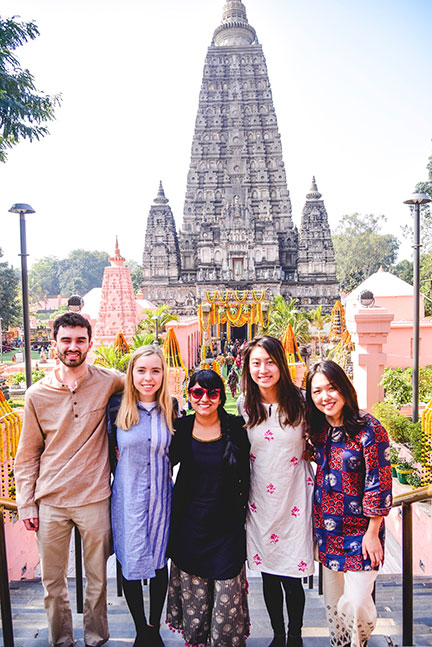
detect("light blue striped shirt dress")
[111,401,172,580]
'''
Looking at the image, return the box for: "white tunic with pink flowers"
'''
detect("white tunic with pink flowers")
[238,397,314,577]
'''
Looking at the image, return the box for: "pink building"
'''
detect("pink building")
[345,268,432,368]
[91,239,152,346]
[165,317,200,370]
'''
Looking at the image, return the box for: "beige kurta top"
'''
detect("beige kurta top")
[15,364,124,519]
[238,396,314,577]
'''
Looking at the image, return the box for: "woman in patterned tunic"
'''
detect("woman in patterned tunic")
[166,369,250,647]
[107,346,174,647]
[238,336,314,647]
[306,360,392,647]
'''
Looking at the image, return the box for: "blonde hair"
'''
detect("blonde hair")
[116,345,174,433]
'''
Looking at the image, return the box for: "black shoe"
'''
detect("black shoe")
[268,635,286,647]
[286,635,303,647]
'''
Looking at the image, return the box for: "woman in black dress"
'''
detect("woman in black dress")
[166,369,250,647]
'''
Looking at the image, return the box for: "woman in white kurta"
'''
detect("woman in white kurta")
[238,336,314,647]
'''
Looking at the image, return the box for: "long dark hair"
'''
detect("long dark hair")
[305,360,366,444]
[241,336,304,428]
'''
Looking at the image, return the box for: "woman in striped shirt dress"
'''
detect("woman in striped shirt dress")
[107,345,174,647]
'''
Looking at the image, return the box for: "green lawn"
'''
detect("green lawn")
[1,350,40,363]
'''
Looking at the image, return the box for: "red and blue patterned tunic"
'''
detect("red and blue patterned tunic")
[313,413,392,572]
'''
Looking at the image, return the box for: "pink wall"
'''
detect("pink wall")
[383,321,432,369]
[5,517,40,581]
[165,317,199,370]
[386,477,432,576]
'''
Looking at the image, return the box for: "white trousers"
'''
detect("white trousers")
[322,567,378,647]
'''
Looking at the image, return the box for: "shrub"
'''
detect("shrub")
[380,367,412,408]
[10,369,45,386]
[408,421,423,463]
[389,445,399,464]
[372,402,411,444]
[11,372,26,385]
[406,470,422,488]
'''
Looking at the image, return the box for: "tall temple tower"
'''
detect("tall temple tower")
[141,0,339,313]
[297,178,339,307]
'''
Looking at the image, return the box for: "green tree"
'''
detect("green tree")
[29,256,62,298]
[59,249,109,295]
[333,213,400,292]
[391,259,413,285]
[137,304,178,342]
[401,151,432,252]
[0,247,21,327]
[307,305,330,358]
[126,259,143,294]
[265,296,310,344]
[29,250,110,301]
[0,16,61,162]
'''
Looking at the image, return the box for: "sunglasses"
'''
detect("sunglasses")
[189,387,221,401]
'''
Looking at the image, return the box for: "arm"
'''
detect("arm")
[362,417,392,565]
[14,395,45,527]
[362,516,384,567]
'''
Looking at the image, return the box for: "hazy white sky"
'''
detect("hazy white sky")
[1,0,431,270]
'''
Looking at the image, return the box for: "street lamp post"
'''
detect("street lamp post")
[403,192,432,423]
[8,203,35,389]
[153,315,161,345]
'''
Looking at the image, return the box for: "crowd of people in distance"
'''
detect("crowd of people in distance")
[15,313,392,647]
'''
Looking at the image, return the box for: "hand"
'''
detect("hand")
[23,518,39,531]
[362,530,383,568]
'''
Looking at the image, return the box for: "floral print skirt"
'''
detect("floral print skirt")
[166,562,250,647]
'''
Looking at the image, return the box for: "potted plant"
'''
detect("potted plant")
[389,446,399,478]
[406,469,422,489]
[396,458,414,484]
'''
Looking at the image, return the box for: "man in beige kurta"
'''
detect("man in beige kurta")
[15,312,124,647]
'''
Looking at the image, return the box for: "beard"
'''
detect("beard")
[57,349,88,368]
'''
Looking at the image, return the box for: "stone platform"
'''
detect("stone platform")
[4,571,432,647]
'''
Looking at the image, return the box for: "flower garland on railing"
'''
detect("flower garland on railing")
[329,300,347,341]
[280,323,306,382]
[0,390,21,519]
[163,328,187,405]
[420,402,432,486]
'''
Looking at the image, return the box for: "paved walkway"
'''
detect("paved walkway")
[5,567,432,647]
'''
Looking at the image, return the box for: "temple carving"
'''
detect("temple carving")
[141,0,339,314]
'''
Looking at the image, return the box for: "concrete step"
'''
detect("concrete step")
[3,575,432,647]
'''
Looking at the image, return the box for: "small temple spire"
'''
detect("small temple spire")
[154,180,169,205]
[306,176,322,201]
[109,236,125,267]
[213,0,256,46]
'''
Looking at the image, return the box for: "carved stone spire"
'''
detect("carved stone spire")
[109,236,125,267]
[297,179,339,308]
[306,176,322,201]
[154,180,169,205]
[141,184,181,288]
[213,0,257,46]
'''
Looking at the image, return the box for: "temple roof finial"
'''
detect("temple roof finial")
[109,236,125,267]
[154,181,169,205]
[213,0,256,47]
[306,176,322,201]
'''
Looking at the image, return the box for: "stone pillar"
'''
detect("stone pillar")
[347,307,394,412]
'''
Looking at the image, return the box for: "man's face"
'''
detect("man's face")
[54,326,92,368]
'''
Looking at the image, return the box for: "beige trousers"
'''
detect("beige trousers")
[322,566,378,647]
[36,499,111,647]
